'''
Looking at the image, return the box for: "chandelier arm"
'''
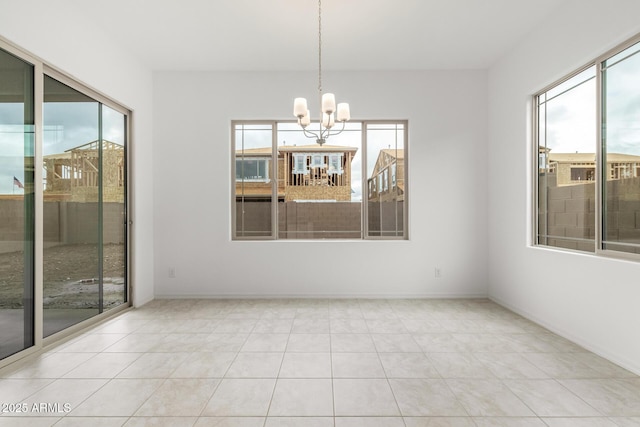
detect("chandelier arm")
[320,124,332,140]
[302,127,321,140]
[326,120,347,137]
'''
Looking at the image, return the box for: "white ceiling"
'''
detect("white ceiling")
[70,0,569,71]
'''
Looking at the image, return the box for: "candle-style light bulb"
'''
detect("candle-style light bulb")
[294,98,308,118]
[301,110,311,127]
[322,93,336,114]
[337,103,350,122]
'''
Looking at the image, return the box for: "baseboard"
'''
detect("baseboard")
[153,292,490,300]
[489,295,640,377]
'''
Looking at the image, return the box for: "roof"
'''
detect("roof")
[277,144,358,153]
[235,147,272,156]
[44,152,72,161]
[44,140,123,160]
[65,140,123,152]
[236,145,359,156]
[370,149,405,176]
[381,148,404,159]
[549,153,595,162]
[549,152,640,163]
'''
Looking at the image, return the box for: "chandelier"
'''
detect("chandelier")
[293,0,350,146]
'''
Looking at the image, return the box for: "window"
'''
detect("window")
[233,123,274,239]
[534,33,640,257]
[328,154,343,175]
[236,158,269,182]
[602,39,640,254]
[293,154,308,174]
[536,66,596,252]
[366,123,405,238]
[310,154,324,168]
[231,120,408,240]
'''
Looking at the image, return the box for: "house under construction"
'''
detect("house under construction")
[235,144,358,202]
[43,140,125,202]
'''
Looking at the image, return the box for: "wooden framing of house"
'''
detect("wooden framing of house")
[539,150,640,186]
[235,144,358,202]
[43,140,125,202]
[367,148,405,203]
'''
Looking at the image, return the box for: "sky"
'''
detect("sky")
[602,50,640,155]
[0,102,124,195]
[542,69,596,155]
[542,44,640,157]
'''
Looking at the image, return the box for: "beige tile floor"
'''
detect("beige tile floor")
[0,298,639,427]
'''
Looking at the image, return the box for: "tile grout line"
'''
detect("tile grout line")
[262,313,292,425]
[374,305,408,427]
[330,313,336,427]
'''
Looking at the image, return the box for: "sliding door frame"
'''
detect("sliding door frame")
[42,66,132,346]
[0,36,132,367]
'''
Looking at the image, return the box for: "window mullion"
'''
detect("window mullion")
[271,121,278,240]
[596,59,604,254]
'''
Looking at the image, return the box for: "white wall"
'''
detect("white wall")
[0,0,155,306]
[153,70,488,298]
[488,0,640,374]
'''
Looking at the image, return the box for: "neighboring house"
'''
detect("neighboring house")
[367,148,404,203]
[235,144,358,202]
[43,140,125,202]
[539,147,640,186]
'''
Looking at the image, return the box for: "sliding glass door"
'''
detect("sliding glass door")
[0,48,35,359]
[43,76,100,336]
[42,75,127,337]
[0,40,129,363]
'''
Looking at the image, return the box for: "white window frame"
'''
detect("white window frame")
[532,32,640,261]
[231,119,409,241]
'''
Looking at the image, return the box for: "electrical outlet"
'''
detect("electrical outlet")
[168,267,176,278]
[434,267,442,278]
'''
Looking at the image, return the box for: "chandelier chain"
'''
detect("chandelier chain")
[293,0,349,145]
[318,0,322,96]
